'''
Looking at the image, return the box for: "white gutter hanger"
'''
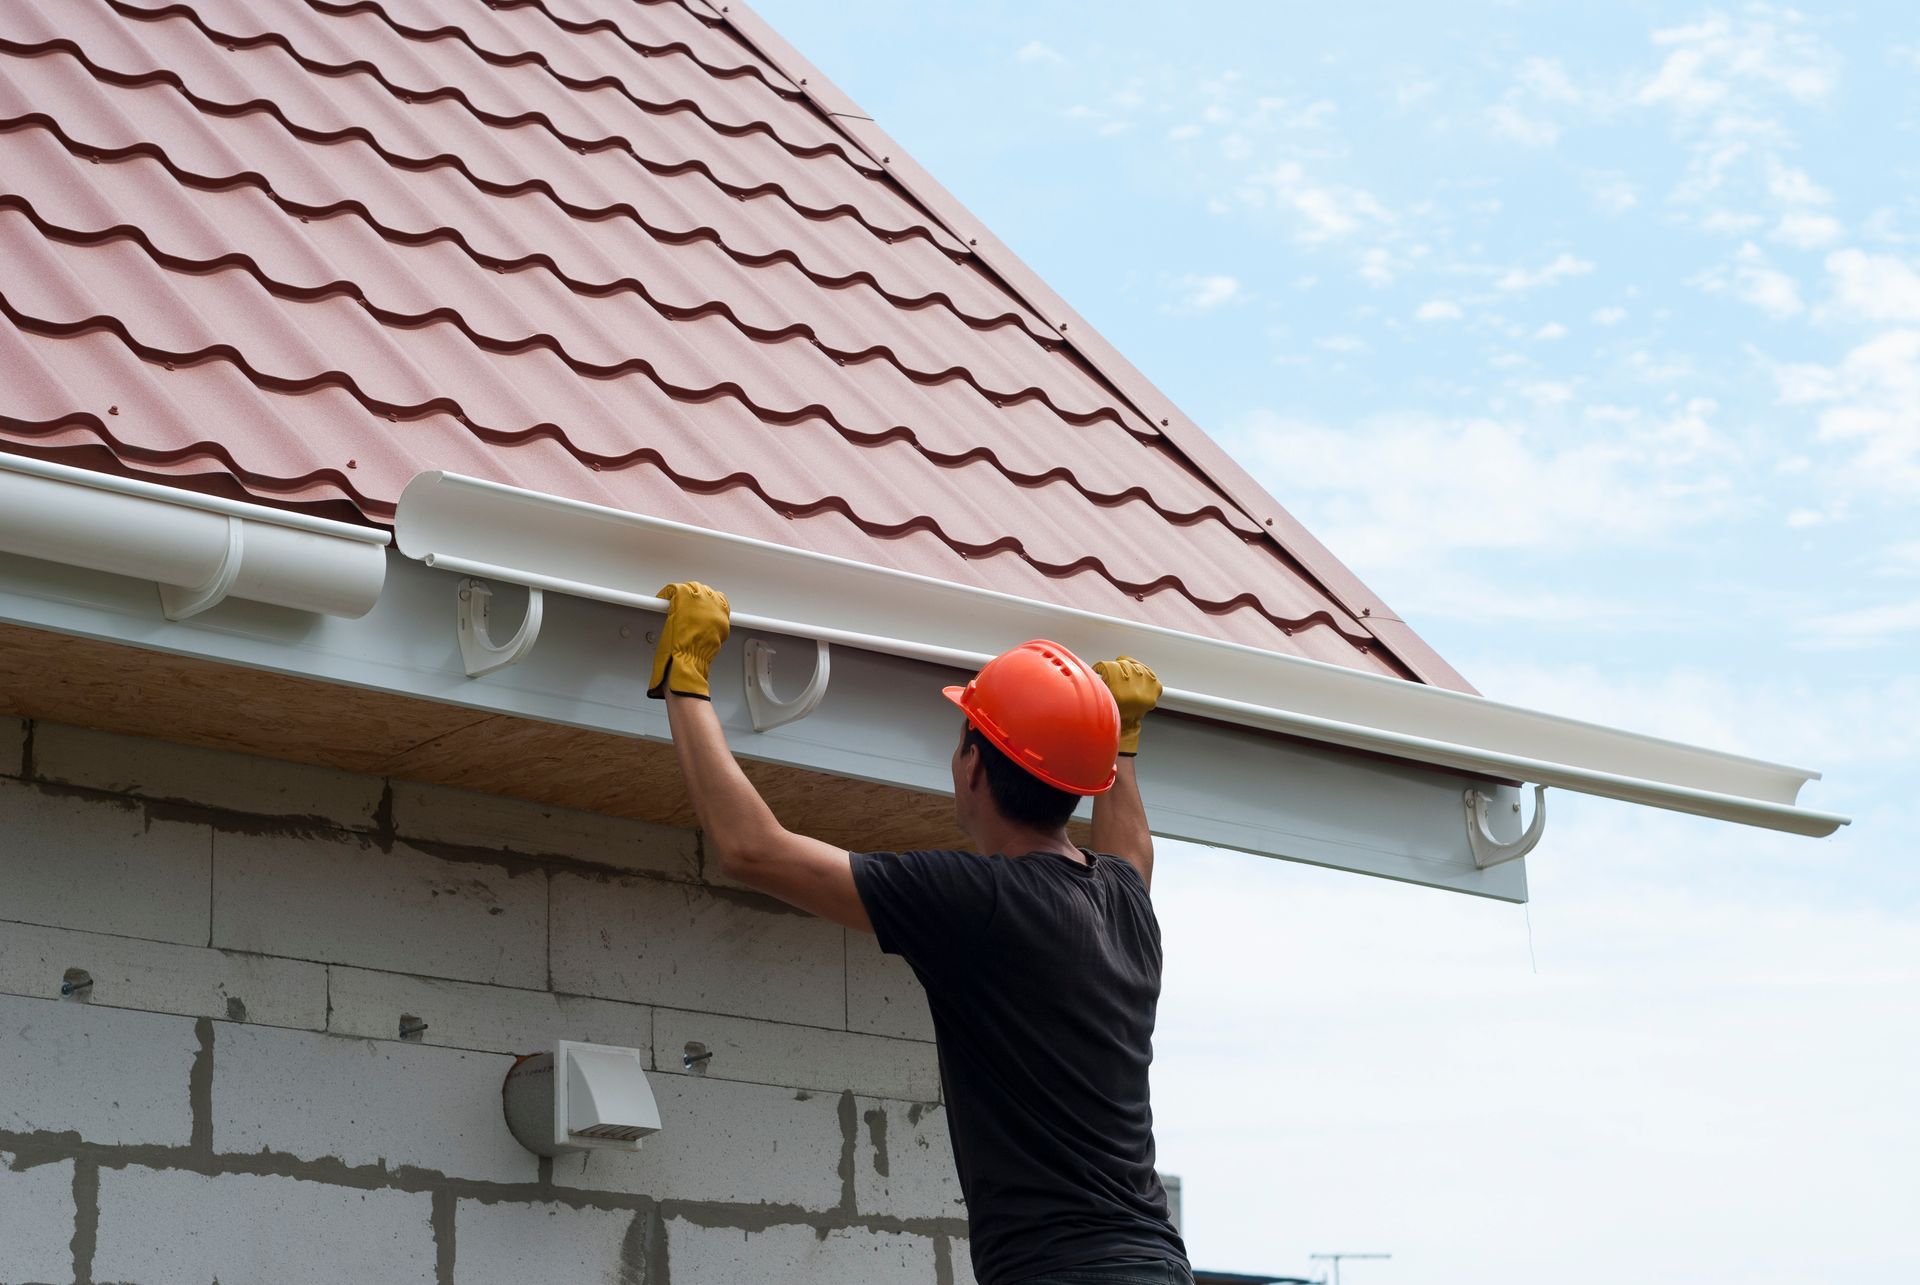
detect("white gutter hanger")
[0,454,389,619]
[394,472,1849,839]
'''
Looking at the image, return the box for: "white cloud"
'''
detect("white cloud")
[1588,175,1640,215]
[1224,406,1732,570]
[1765,159,1834,207]
[1316,334,1370,354]
[1770,211,1844,249]
[1497,252,1597,292]
[1166,123,1203,140]
[1592,306,1629,325]
[1416,300,1463,322]
[1694,242,1802,318]
[1170,273,1242,312]
[1776,329,1920,496]
[1357,247,1394,287]
[1240,162,1392,242]
[1534,322,1569,341]
[1488,102,1560,146]
[1015,40,1065,65]
[1639,10,1838,113]
[1824,249,1920,321]
[1797,598,1920,649]
[1785,507,1825,528]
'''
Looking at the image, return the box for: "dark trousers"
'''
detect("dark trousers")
[1011,1260,1196,1285]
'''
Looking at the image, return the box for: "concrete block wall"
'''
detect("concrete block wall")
[0,717,969,1284]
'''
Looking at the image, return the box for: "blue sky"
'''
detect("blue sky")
[757,3,1918,1280]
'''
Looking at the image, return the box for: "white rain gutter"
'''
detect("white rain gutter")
[394,472,1850,838]
[0,453,388,619]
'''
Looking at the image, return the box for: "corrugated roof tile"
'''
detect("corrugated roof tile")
[0,0,1458,685]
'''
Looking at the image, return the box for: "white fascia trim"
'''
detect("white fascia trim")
[0,453,389,619]
[394,472,1850,838]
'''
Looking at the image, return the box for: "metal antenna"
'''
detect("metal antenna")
[1309,1252,1391,1285]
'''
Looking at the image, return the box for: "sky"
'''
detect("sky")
[753,3,1919,1281]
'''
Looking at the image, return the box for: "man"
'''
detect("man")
[651,580,1192,1285]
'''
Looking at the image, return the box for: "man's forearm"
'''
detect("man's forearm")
[1092,757,1154,889]
[663,689,781,867]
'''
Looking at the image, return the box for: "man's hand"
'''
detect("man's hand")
[648,581,730,700]
[1093,655,1161,756]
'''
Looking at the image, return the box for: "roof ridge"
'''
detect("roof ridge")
[700,0,1476,693]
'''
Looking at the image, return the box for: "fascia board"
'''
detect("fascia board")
[393,472,1849,839]
[0,544,1528,901]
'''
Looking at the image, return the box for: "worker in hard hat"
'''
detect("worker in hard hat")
[652,581,1191,1285]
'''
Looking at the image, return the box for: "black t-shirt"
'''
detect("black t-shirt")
[850,846,1189,1285]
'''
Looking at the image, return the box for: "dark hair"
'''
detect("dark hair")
[962,725,1079,830]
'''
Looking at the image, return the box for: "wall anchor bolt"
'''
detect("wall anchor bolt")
[682,1046,713,1071]
[399,1017,430,1039]
[60,975,93,997]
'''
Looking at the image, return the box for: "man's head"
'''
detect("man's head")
[940,640,1122,846]
[951,721,1080,835]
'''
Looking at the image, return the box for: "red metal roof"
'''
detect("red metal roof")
[0,0,1471,690]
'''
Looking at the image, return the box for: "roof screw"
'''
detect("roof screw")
[645,630,658,644]
[969,238,978,246]
[107,405,119,416]
[882,156,891,163]
[1060,322,1069,330]
[801,78,808,85]
[1360,607,1370,616]
[620,625,632,639]
[1264,518,1274,526]
[1160,418,1168,426]
[346,459,358,469]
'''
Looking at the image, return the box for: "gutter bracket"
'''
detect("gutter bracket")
[744,637,830,732]
[158,516,244,621]
[1466,784,1546,868]
[458,577,544,678]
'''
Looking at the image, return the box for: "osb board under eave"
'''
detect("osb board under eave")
[0,620,985,853]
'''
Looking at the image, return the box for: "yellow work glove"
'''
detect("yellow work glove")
[1093,655,1160,756]
[647,581,730,700]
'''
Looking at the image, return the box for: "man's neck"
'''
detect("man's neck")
[968,821,1081,864]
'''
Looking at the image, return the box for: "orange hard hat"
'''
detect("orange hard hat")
[943,639,1121,795]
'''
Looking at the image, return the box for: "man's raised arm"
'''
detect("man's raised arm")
[1091,656,1161,891]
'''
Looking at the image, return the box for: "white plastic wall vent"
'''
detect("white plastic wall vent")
[502,1041,660,1157]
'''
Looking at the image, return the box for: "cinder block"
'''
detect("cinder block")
[853,1097,965,1220]
[653,1008,939,1102]
[550,874,844,1027]
[0,778,211,946]
[949,1237,981,1285]
[32,723,383,830]
[213,830,545,987]
[0,1151,76,1283]
[453,1199,646,1285]
[391,780,699,880]
[552,1073,842,1211]
[213,1022,537,1184]
[667,1220,937,1284]
[0,993,196,1146]
[93,1167,435,1284]
[0,921,327,1030]
[1,716,23,778]
[327,965,650,1057]
[846,931,936,1043]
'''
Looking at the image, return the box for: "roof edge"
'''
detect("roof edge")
[704,0,1477,694]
